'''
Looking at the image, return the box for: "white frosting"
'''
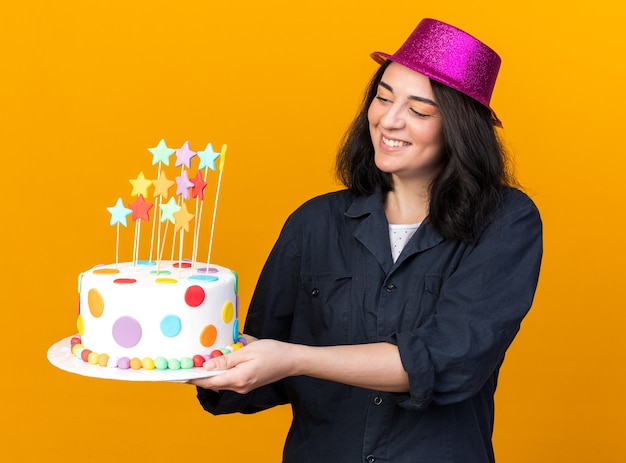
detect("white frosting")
[78,261,237,361]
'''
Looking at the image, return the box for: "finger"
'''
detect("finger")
[203,347,247,371]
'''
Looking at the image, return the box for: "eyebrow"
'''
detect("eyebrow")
[378,81,438,107]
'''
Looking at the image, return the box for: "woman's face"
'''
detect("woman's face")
[368,62,444,183]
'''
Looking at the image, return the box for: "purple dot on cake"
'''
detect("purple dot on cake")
[197,267,218,274]
[112,316,142,348]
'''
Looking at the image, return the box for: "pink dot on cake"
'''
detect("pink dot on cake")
[113,278,137,284]
[112,316,142,348]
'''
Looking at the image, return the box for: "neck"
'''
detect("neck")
[384,180,430,224]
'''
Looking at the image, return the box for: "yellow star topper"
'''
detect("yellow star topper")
[129,171,152,197]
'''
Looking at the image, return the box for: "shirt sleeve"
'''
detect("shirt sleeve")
[392,191,543,410]
[196,215,301,415]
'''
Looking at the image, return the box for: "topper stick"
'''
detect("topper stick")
[155,211,165,274]
[115,223,120,269]
[148,163,162,264]
[191,197,201,272]
[178,229,185,277]
[171,165,185,262]
[206,144,227,266]
[159,221,170,266]
[191,167,210,272]
[133,220,140,268]
[170,227,177,262]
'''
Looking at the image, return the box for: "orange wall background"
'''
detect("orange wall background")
[1,1,625,461]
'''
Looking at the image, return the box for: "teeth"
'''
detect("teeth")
[382,136,410,148]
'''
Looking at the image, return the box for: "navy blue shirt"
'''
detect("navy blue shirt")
[197,187,542,463]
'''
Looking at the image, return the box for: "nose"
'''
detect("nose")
[379,102,406,130]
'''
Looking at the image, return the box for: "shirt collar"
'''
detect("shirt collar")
[345,188,445,271]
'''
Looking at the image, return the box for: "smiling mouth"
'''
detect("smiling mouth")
[382,136,411,148]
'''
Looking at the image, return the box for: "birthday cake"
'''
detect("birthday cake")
[68,139,243,371]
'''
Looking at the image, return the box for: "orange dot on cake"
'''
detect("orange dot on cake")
[200,324,218,347]
[87,289,104,318]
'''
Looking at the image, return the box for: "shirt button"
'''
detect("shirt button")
[311,288,320,297]
[366,455,376,463]
[385,283,397,293]
[373,396,383,405]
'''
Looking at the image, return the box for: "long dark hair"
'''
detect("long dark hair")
[335,61,514,242]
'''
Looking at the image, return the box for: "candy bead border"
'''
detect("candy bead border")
[69,335,247,371]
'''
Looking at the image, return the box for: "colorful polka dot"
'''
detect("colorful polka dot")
[222,301,235,323]
[188,275,218,282]
[200,324,217,347]
[150,270,171,276]
[76,314,84,336]
[93,268,120,275]
[77,272,84,293]
[232,319,239,342]
[160,315,181,337]
[113,278,137,284]
[137,260,156,267]
[185,285,206,307]
[173,262,192,268]
[155,278,177,284]
[87,288,104,318]
[231,270,239,293]
[112,316,142,348]
[197,267,218,274]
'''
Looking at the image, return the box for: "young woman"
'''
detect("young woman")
[192,18,542,463]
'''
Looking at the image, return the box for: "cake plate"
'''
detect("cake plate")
[47,335,225,382]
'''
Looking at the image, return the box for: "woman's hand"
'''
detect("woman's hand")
[189,339,297,393]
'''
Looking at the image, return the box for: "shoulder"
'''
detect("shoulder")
[498,187,541,222]
[287,189,355,224]
[480,187,542,242]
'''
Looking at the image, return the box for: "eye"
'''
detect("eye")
[409,107,429,118]
[375,95,391,104]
